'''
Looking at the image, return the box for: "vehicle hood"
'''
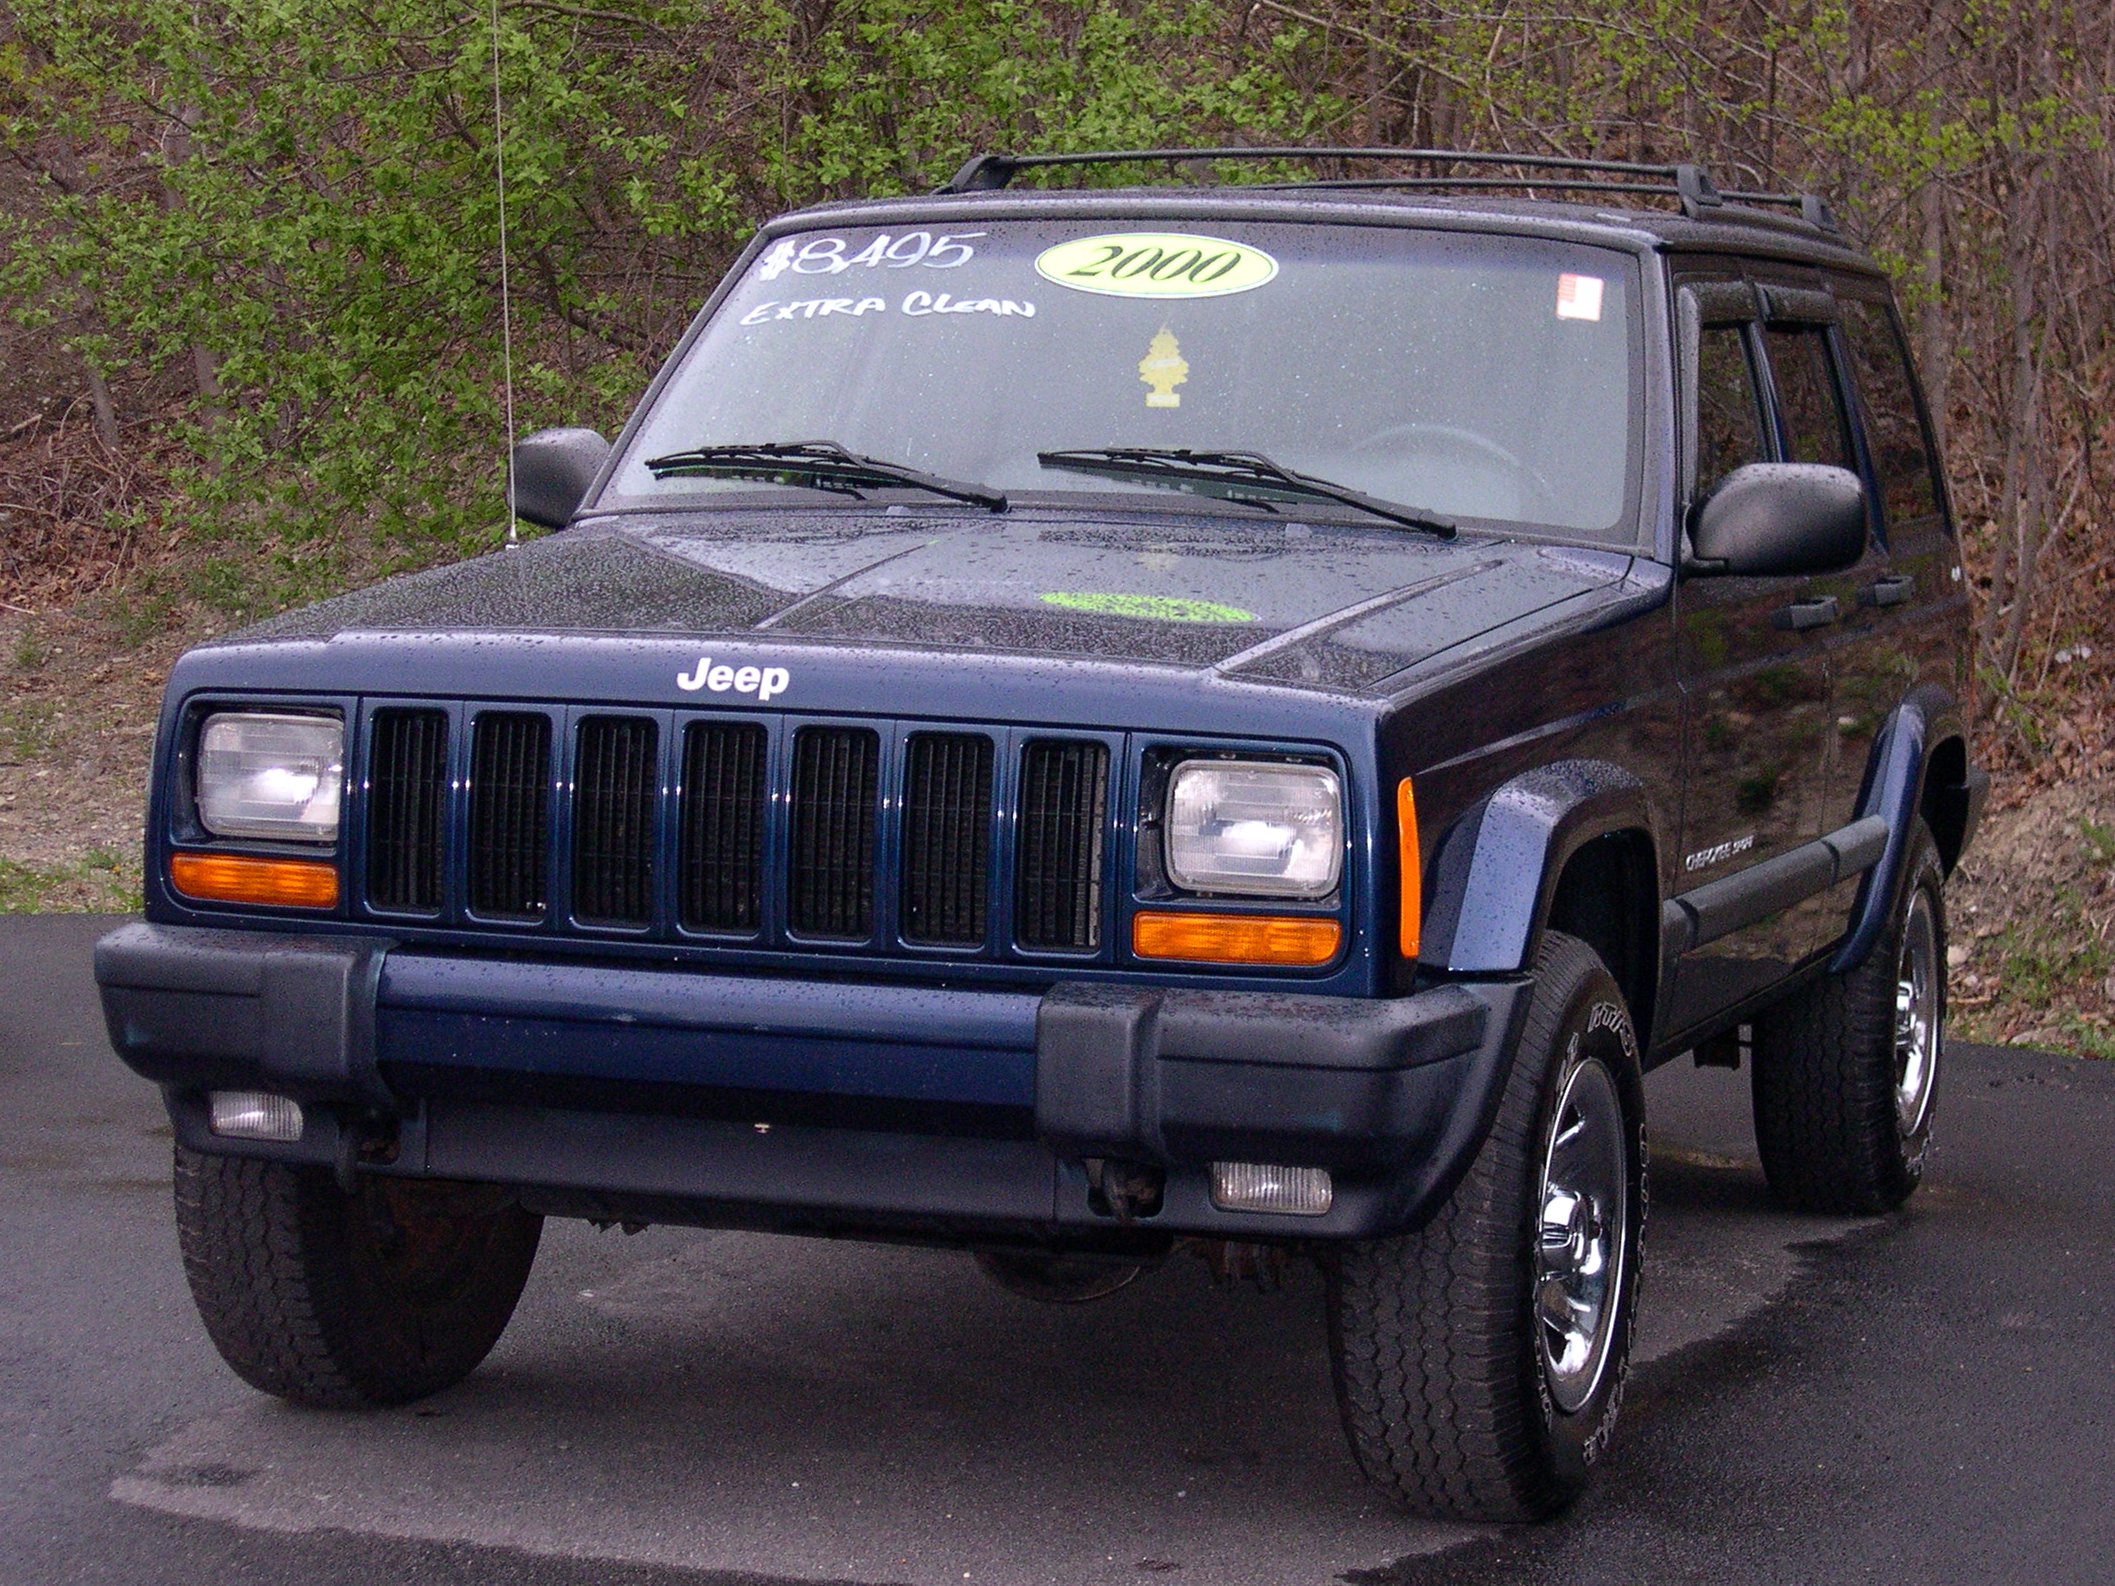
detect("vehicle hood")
[231,510,1633,694]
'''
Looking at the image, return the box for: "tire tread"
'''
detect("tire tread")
[173,1145,538,1408]
[1327,932,1642,1521]
[1751,823,1944,1214]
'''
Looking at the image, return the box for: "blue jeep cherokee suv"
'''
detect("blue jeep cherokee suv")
[96,149,1988,1521]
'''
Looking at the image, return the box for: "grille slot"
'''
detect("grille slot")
[366,709,447,914]
[679,721,768,932]
[790,726,879,937]
[1017,740,1109,950]
[468,712,551,920]
[902,733,994,945]
[573,717,658,927]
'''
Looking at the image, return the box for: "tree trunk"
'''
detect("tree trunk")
[1917,0,1952,460]
[162,103,224,425]
[83,358,119,452]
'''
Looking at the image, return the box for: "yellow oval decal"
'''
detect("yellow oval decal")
[1035,233,1278,299]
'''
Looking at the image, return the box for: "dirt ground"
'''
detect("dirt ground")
[0,603,197,908]
[1949,773,2115,1055]
[4,595,2108,1055]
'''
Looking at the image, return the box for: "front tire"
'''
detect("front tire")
[174,1146,542,1407]
[1326,931,1646,1521]
[1751,820,1947,1213]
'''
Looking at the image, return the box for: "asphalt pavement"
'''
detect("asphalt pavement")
[4,912,2111,1585]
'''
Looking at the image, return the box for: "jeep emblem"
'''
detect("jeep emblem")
[677,657,790,701]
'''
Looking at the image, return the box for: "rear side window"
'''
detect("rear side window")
[1695,324,1766,501]
[1764,326,1852,468]
[1840,300,1941,527]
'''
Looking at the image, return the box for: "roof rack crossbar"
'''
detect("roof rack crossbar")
[939,147,1836,233]
[1724,189,1841,234]
[942,145,1729,217]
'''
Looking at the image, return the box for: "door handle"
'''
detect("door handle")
[1772,595,1841,631]
[1860,575,1914,608]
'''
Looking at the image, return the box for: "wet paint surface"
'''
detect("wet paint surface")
[229,510,1620,692]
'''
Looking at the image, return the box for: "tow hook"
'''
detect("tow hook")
[1086,1158,1166,1222]
[1187,1239,1293,1291]
[333,1112,401,1193]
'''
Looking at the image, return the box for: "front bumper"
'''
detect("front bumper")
[96,922,1528,1243]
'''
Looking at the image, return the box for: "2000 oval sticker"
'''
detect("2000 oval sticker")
[1035,233,1278,299]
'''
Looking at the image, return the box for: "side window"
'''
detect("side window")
[1695,324,1766,501]
[1763,326,1852,468]
[1840,300,1941,527]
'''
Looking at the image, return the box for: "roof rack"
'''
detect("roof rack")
[1725,189,1840,233]
[939,147,1837,233]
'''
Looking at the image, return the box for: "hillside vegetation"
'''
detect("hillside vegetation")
[1,1,2109,1043]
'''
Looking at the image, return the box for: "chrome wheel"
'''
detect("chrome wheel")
[1535,1055,1629,1414]
[1894,889,1941,1138]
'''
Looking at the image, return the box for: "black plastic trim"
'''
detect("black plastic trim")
[1961,767,1992,855]
[1035,978,1525,1175]
[99,920,1538,1243]
[95,922,392,1105]
[1666,813,1891,954]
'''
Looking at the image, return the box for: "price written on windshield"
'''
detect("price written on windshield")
[756,232,985,280]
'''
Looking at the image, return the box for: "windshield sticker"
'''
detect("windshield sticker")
[1139,328,1188,408]
[756,232,985,280]
[1556,273,1605,322]
[1036,233,1278,299]
[1040,592,1256,624]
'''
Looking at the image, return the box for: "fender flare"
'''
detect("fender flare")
[1831,686,1981,974]
[1419,759,1664,978]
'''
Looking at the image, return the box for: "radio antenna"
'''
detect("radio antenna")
[489,0,519,548]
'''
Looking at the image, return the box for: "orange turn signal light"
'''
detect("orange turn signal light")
[170,852,340,909]
[1133,910,1342,967]
[1398,778,1422,959]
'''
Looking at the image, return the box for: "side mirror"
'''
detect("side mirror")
[1686,463,1867,577]
[510,427,611,530]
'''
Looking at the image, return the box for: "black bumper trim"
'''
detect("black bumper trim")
[95,922,393,1106]
[101,921,1533,1241]
[1034,980,1519,1172]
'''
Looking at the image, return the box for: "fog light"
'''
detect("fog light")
[209,1091,304,1142]
[1210,1161,1333,1216]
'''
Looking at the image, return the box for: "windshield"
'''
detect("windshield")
[606,219,1643,539]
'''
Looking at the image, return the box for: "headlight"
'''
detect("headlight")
[196,713,344,843]
[1165,760,1342,899]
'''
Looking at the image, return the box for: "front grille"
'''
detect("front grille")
[790,726,879,937]
[1017,740,1109,950]
[573,717,657,927]
[468,712,550,920]
[902,733,994,944]
[679,721,767,932]
[366,709,447,913]
[356,706,1123,960]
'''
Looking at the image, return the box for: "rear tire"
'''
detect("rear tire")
[1325,931,1646,1521]
[1751,821,1946,1214]
[174,1146,542,1407]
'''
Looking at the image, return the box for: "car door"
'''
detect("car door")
[1820,283,1966,927]
[1664,274,1838,1037]
[1753,279,1923,943]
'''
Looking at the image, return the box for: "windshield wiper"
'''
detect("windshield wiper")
[644,440,1007,512]
[1035,447,1455,539]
